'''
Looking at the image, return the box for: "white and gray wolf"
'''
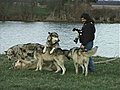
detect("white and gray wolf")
[4,44,24,69]
[65,46,98,76]
[5,44,24,60]
[34,46,69,75]
[4,43,41,69]
[14,59,56,71]
[5,43,42,61]
[5,43,55,70]
[43,32,60,54]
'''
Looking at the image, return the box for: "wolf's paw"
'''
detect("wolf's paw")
[35,69,38,71]
[43,50,45,52]
[43,48,46,53]
[42,51,46,54]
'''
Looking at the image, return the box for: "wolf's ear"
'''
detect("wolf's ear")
[4,51,7,55]
[48,32,51,34]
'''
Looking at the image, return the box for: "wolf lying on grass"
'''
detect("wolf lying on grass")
[5,44,24,60]
[5,43,56,71]
[5,43,42,61]
[14,59,56,71]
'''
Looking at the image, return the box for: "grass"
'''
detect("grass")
[0,54,120,90]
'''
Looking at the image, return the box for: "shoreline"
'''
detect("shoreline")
[0,53,119,58]
[0,20,120,24]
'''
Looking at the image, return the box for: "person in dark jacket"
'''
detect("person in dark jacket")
[73,13,96,72]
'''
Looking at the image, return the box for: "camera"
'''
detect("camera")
[72,28,82,33]
[74,38,78,44]
[72,28,79,31]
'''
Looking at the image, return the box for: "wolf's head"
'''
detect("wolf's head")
[47,32,60,45]
[14,60,26,69]
[5,48,15,60]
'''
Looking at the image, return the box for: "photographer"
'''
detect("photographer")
[73,13,96,72]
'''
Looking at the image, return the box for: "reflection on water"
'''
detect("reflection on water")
[0,21,119,57]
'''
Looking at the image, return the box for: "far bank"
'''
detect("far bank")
[0,2,120,23]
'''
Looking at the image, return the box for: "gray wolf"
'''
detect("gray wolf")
[5,43,55,70]
[20,43,44,59]
[14,59,55,71]
[5,43,42,61]
[13,43,57,71]
[34,46,68,75]
[65,46,98,76]
[5,44,24,60]
[43,32,60,54]
[5,44,24,69]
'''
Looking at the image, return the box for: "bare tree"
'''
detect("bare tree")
[0,0,11,21]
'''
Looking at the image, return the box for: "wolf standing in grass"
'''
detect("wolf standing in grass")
[73,13,96,72]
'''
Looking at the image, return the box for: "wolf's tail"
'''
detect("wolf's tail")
[85,46,98,57]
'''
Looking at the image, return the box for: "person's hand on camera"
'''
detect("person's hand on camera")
[72,28,76,31]
[74,38,78,44]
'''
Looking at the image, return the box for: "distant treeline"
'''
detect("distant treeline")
[0,0,119,23]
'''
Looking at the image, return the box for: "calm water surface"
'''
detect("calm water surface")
[0,21,119,57]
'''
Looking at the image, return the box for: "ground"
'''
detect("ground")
[0,54,120,90]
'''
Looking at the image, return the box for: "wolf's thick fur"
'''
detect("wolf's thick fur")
[34,46,68,75]
[43,32,60,54]
[14,59,56,71]
[5,44,25,69]
[5,43,56,70]
[5,44,24,60]
[66,46,98,76]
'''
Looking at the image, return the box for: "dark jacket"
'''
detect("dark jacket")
[79,22,96,46]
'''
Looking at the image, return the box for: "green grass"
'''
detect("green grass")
[0,54,120,90]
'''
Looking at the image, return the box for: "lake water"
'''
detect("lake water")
[0,21,119,57]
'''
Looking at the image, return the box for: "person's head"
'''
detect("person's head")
[80,13,94,23]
